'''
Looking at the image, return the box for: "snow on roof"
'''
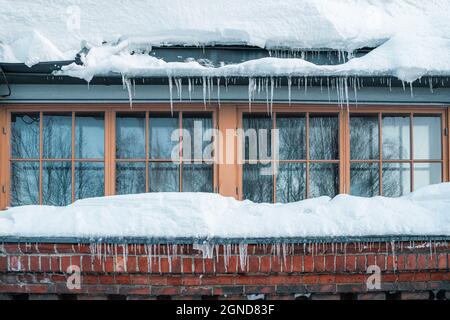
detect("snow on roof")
[1,1,450,82]
[0,183,449,239]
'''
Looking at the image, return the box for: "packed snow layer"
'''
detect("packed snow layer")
[1,1,450,82]
[0,183,449,239]
[57,35,450,83]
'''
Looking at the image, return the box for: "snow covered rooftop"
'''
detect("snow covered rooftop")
[1,1,450,83]
[0,183,449,240]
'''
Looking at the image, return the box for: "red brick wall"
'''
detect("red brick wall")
[0,241,449,300]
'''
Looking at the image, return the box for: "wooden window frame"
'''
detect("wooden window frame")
[2,104,218,208]
[0,103,448,209]
[347,106,448,195]
[113,110,217,193]
[237,105,346,201]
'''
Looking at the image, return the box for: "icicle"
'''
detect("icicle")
[188,78,192,101]
[175,78,182,101]
[168,76,174,114]
[202,76,207,109]
[122,75,133,109]
[343,77,349,110]
[409,82,414,98]
[207,76,212,104]
[270,77,274,115]
[287,76,292,106]
[217,77,221,108]
[390,240,396,272]
[248,77,254,111]
[238,243,248,271]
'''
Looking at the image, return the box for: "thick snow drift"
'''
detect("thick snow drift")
[0,183,449,239]
[1,1,450,82]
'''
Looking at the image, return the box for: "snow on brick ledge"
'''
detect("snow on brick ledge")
[0,183,449,240]
[0,241,448,299]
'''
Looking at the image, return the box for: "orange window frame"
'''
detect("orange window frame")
[0,103,448,209]
[1,104,218,208]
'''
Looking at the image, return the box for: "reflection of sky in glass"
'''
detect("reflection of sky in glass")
[75,114,104,159]
[11,113,40,159]
[414,163,441,190]
[150,116,179,160]
[43,113,72,159]
[413,116,441,160]
[116,113,145,159]
[382,163,410,196]
[382,116,410,160]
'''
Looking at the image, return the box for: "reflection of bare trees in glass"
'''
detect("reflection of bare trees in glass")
[10,113,105,206]
[10,162,39,206]
[243,163,273,203]
[243,115,339,203]
[75,163,104,200]
[11,114,40,206]
[309,117,339,198]
[350,116,411,197]
[276,163,306,202]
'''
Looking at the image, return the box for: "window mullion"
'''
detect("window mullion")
[272,112,276,203]
[378,112,383,196]
[71,112,75,203]
[39,111,43,205]
[410,113,414,192]
[305,112,310,198]
[145,111,149,193]
[179,111,183,192]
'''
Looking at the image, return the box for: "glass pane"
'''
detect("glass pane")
[276,115,306,160]
[350,163,379,197]
[149,115,179,160]
[116,113,145,159]
[74,162,104,200]
[310,115,339,160]
[413,163,442,190]
[276,163,306,203]
[310,163,339,198]
[413,116,441,160]
[382,115,410,160]
[182,164,213,192]
[382,163,411,197]
[42,162,72,206]
[350,116,379,160]
[182,114,213,161]
[116,162,146,195]
[149,162,179,192]
[10,162,39,206]
[243,163,273,203]
[43,113,72,159]
[75,113,104,159]
[11,113,40,159]
[243,115,272,160]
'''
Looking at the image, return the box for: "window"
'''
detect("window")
[350,113,443,196]
[4,106,447,209]
[242,112,340,203]
[10,112,105,206]
[115,112,214,195]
